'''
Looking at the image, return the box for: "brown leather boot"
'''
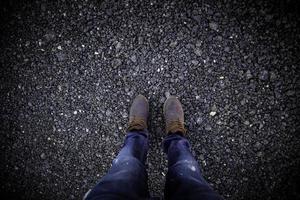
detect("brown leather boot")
[127,95,149,131]
[163,96,186,135]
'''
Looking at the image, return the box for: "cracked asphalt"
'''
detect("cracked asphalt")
[0,0,299,199]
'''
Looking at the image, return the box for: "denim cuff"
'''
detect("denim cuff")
[126,129,149,138]
[162,133,190,153]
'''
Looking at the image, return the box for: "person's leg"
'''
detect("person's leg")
[85,130,149,200]
[85,95,150,200]
[163,96,223,200]
[163,133,223,200]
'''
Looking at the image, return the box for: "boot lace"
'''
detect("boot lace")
[127,117,147,131]
[166,119,186,135]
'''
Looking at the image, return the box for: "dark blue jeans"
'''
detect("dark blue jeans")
[85,130,223,200]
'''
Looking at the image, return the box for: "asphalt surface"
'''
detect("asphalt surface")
[0,0,299,199]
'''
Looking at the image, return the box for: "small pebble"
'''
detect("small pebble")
[209,22,218,31]
[209,111,217,116]
[40,153,46,159]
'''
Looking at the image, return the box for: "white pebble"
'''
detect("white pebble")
[209,111,217,116]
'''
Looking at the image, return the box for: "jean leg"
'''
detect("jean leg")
[163,133,223,200]
[85,130,150,200]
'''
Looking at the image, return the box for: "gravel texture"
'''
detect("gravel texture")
[1,0,299,199]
